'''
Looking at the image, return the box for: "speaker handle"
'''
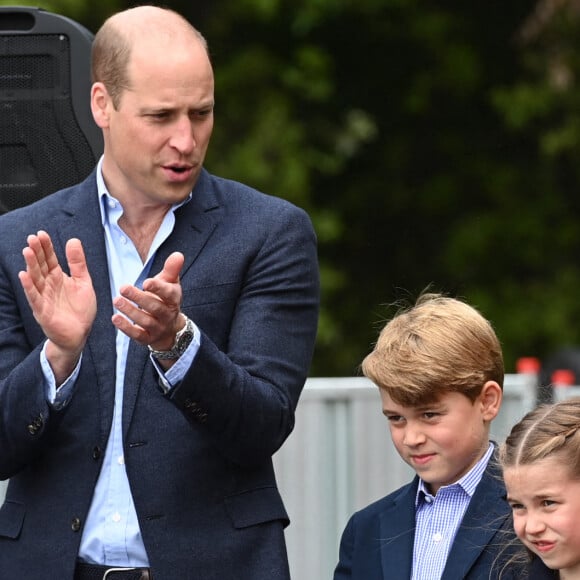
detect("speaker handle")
[0,6,103,159]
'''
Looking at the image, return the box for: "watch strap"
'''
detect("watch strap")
[148,315,195,360]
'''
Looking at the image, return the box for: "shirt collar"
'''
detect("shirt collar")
[415,442,494,506]
[95,156,192,226]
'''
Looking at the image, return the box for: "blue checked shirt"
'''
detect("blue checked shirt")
[411,442,494,580]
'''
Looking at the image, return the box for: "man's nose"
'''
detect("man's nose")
[170,117,195,153]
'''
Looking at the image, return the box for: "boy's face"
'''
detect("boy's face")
[380,385,500,495]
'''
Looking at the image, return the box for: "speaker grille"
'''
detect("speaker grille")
[0,53,55,89]
[0,34,96,214]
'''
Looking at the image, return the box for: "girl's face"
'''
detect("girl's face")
[504,456,580,579]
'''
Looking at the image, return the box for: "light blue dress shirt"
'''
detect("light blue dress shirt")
[41,158,200,566]
[411,442,494,580]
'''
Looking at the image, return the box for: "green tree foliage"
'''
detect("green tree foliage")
[489,0,580,373]
[201,0,548,375]
[3,0,576,378]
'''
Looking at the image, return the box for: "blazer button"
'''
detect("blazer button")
[27,415,44,435]
[184,398,198,410]
[92,446,102,460]
[71,517,82,532]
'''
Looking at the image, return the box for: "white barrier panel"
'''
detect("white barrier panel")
[274,373,538,580]
[491,372,538,442]
[274,377,413,580]
[552,384,580,401]
[0,373,538,579]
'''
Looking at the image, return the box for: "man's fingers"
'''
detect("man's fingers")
[18,269,40,307]
[158,252,184,284]
[140,252,184,302]
[22,231,61,283]
[65,238,91,281]
[113,253,184,346]
[116,285,171,318]
[36,230,60,273]
[111,312,151,343]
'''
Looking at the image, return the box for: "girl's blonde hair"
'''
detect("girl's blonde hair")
[499,396,580,476]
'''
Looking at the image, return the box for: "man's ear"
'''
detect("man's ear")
[479,380,503,422]
[91,82,112,129]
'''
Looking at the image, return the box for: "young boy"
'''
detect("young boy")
[334,293,521,580]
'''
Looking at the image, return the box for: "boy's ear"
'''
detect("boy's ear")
[479,380,502,422]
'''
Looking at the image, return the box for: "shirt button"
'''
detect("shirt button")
[433,532,443,542]
[112,513,121,523]
[117,455,124,465]
[120,236,127,244]
[108,199,116,208]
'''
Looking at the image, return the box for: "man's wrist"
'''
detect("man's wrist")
[148,315,195,360]
[45,340,84,386]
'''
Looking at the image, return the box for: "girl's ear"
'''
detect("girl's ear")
[480,380,502,422]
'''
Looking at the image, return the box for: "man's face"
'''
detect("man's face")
[93,36,214,207]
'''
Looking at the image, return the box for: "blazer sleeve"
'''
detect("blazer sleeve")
[334,515,355,580]
[169,199,320,466]
[0,208,69,478]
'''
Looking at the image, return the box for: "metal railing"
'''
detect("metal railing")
[0,373,540,579]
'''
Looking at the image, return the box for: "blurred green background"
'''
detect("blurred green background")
[2,0,579,377]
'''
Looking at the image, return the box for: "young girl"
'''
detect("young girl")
[499,396,580,579]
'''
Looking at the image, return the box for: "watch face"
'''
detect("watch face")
[176,330,194,354]
[148,318,194,360]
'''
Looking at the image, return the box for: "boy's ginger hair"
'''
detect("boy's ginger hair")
[362,293,504,406]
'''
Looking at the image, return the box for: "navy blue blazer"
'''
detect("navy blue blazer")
[0,169,319,579]
[334,452,522,580]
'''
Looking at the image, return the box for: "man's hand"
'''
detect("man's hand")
[112,251,186,351]
[18,231,97,382]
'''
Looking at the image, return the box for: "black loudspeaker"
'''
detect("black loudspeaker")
[0,7,103,215]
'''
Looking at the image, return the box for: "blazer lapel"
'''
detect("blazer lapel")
[379,478,418,580]
[122,169,221,430]
[441,454,509,580]
[54,174,117,441]
[149,169,221,279]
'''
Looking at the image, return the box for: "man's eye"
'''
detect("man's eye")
[193,109,213,119]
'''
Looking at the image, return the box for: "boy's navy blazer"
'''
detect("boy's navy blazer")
[0,168,320,579]
[335,449,520,580]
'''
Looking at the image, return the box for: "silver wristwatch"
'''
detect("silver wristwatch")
[148,315,195,360]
